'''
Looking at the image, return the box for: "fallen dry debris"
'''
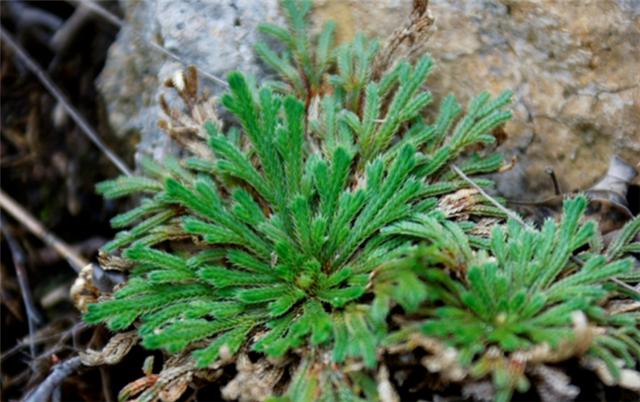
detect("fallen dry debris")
[581,356,640,393]
[221,353,285,402]
[80,330,139,366]
[97,250,135,273]
[462,380,495,402]
[71,255,129,312]
[158,65,221,159]
[606,300,640,315]
[371,0,435,80]
[118,353,225,402]
[118,373,161,402]
[119,354,196,402]
[386,333,467,383]
[151,366,193,402]
[123,365,195,402]
[70,263,101,313]
[23,356,83,402]
[524,311,594,365]
[468,218,501,237]
[530,365,579,402]
[438,188,482,220]
[377,364,400,402]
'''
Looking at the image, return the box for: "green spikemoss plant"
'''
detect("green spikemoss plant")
[85,0,639,400]
[377,198,639,401]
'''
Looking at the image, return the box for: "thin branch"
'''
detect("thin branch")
[545,166,562,195]
[0,221,42,365]
[0,26,132,176]
[610,277,640,296]
[99,366,116,402]
[79,0,229,88]
[372,0,434,80]
[451,164,529,227]
[0,321,86,363]
[4,1,63,47]
[50,3,93,53]
[52,386,62,402]
[0,189,87,272]
[23,356,83,402]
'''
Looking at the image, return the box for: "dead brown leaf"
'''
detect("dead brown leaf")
[80,331,138,366]
[158,65,221,158]
[371,0,435,80]
[221,353,285,402]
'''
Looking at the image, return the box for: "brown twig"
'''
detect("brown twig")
[0,321,86,363]
[0,189,87,272]
[0,26,132,176]
[451,164,529,227]
[4,1,63,48]
[49,2,94,54]
[79,0,229,88]
[33,237,105,266]
[1,220,42,365]
[100,366,116,402]
[22,356,83,402]
[610,277,640,296]
[371,0,435,80]
[545,166,562,195]
[48,2,96,72]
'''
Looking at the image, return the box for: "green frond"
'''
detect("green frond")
[193,321,255,367]
[607,216,640,260]
[96,176,163,199]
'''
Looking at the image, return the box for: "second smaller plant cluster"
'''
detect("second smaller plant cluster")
[374,197,640,401]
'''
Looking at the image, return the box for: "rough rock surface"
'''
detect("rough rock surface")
[98,0,639,196]
[423,0,640,197]
[98,0,282,163]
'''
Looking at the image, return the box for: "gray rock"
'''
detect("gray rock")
[97,0,282,165]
